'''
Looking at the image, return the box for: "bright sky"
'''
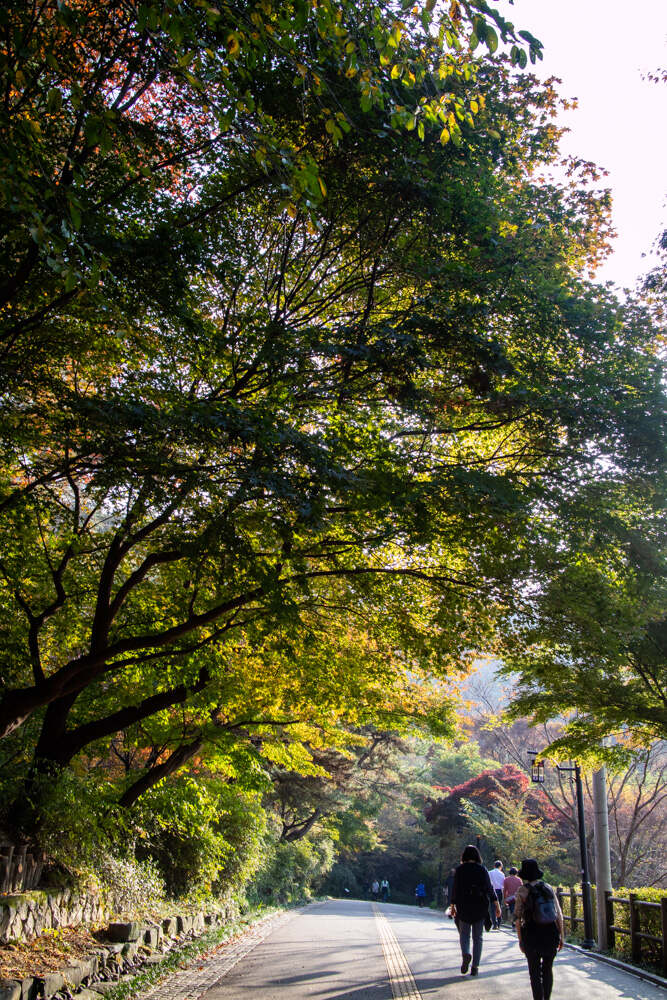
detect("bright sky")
[503,0,667,290]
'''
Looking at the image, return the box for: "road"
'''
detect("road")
[144,899,666,1000]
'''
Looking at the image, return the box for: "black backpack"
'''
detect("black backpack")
[461,873,489,919]
[526,882,558,926]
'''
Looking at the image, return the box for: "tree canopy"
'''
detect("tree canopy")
[0,0,665,861]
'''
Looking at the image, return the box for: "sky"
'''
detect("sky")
[503,0,667,290]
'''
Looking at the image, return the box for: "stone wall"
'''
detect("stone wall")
[0,890,109,945]
[0,903,242,1000]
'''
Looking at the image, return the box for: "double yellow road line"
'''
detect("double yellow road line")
[373,904,423,1000]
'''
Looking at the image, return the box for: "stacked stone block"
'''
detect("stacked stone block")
[0,896,239,1000]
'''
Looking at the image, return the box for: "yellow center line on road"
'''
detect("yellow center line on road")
[373,904,423,1000]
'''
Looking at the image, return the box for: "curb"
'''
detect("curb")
[564,941,667,990]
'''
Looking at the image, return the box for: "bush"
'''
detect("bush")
[606,886,665,970]
[322,861,364,898]
[136,776,267,901]
[250,834,335,905]
[96,855,166,916]
[16,768,128,882]
[558,883,665,971]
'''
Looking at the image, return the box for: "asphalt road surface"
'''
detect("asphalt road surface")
[147,899,666,1000]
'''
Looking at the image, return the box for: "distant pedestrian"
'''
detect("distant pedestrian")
[415,881,427,907]
[488,860,505,928]
[503,866,522,924]
[380,878,390,901]
[514,859,564,1000]
[450,844,500,977]
[371,879,380,899]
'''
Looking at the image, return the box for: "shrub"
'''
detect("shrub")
[558,883,665,970]
[17,768,127,882]
[250,834,336,905]
[96,855,166,916]
[322,861,364,898]
[136,776,267,901]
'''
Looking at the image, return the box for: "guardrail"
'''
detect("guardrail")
[554,885,667,976]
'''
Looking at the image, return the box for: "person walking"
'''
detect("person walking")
[503,866,522,925]
[488,860,505,928]
[415,881,427,907]
[371,879,380,899]
[514,858,564,1000]
[380,877,390,901]
[450,844,500,977]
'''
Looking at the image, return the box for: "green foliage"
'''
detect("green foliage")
[135,777,267,900]
[324,861,365,898]
[460,796,565,879]
[16,768,127,878]
[559,884,665,970]
[424,741,499,789]
[328,741,474,902]
[95,856,166,917]
[250,833,336,905]
[0,0,664,917]
[1,0,660,798]
[500,492,667,757]
[603,887,665,969]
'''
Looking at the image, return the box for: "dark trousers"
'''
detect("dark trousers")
[491,889,503,927]
[458,918,484,968]
[524,945,556,1000]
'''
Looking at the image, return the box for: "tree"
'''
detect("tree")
[605,742,667,887]
[425,762,555,843]
[498,495,667,757]
[461,795,564,876]
[1,3,665,845]
[0,0,539,387]
[464,691,667,888]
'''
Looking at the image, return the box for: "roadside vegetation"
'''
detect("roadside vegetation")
[0,0,664,957]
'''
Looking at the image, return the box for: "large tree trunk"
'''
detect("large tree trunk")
[11,671,211,836]
[31,673,209,773]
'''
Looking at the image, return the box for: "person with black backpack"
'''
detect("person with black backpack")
[514,859,565,1000]
[449,844,500,977]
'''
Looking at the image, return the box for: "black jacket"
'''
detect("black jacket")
[451,862,496,923]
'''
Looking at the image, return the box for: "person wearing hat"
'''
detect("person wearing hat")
[513,859,564,1000]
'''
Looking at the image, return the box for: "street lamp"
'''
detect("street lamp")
[528,752,595,950]
[528,752,545,784]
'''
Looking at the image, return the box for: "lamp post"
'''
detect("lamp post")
[528,753,595,950]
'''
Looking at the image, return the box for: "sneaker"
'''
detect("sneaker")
[461,955,471,974]
[470,967,479,976]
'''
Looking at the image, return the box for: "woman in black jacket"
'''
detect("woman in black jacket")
[450,844,500,976]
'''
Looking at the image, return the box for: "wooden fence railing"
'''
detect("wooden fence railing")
[555,885,667,977]
[0,844,47,893]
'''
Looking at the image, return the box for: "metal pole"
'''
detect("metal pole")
[575,763,596,948]
[593,764,613,950]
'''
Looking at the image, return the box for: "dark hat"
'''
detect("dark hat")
[518,859,543,881]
